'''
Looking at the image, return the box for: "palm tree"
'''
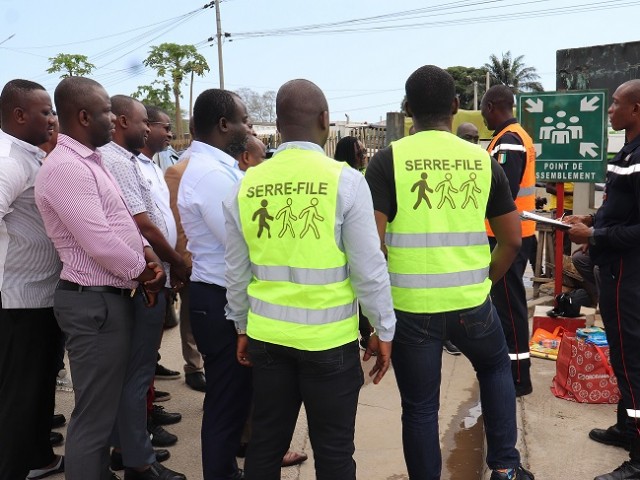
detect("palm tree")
[484,51,543,93]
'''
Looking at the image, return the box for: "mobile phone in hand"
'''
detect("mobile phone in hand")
[139,286,150,306]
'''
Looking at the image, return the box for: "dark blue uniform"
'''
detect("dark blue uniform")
[591,134,640,460]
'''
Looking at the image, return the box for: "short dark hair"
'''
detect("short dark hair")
[405,65,455,124]
[145,105,168,123]
[483,85,515,110]
[334,136,360,169]
[111,95,137,117]
[0,79,46,124]
[54,77,104,128]
[193,89,239,138]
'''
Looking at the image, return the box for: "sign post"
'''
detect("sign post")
[517,90,608,298]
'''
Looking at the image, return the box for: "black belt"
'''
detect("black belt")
[57,279,133,298]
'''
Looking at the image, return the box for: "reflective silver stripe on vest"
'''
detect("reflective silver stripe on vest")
[509,352,530,360]
[627,409,640,418]
[517,186,535,198]
[608,163,640,176]
[249,297,357,325]
[251,264,348,285]
[389,267,489,289]
[490,143,527,156]
[385,232,487,248]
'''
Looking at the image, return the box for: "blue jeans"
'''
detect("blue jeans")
[392,297,520,480]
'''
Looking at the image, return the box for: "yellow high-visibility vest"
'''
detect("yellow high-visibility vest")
[388,130,492,313]
[237,147,358,351]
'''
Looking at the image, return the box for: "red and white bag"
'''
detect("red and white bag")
[551,334,620,404]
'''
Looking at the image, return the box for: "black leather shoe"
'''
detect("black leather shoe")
[185,372,206,392]
[153,389,171,402]
[50,431,64,446]
[111,449,170,471]
[150,405,182,426]
[594,461,640,479]
[155,364,180,380]
[124,461,186,480]
[52,413,66,429]
[590,425,634,450]
[148,421,177,447]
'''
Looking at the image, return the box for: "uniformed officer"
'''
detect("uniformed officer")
[481,84,536,397]
[366,65,534,480]
[223,79,396,480]
[567,79,640,480]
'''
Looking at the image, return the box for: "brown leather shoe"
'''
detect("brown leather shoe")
[281,450,308,467]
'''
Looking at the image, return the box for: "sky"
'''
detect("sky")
[1,0,639,123]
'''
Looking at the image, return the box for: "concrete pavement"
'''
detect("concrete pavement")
[50,305,628,479]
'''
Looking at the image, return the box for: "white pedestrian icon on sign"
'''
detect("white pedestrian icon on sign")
[540,111,582,144]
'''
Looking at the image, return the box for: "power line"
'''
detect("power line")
[228,0,638,40]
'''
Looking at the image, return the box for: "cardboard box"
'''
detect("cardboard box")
[532,305,587,335]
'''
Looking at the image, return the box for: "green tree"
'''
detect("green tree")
[235,88,276,122]
[47,53,96,78]
[143,43,209,139]
[132,81,177,120]
[445,66,488,110]
[484,51,543,93]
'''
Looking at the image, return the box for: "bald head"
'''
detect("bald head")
[456,122,479,144]
[276,79,329,145]
[618,79,640,104]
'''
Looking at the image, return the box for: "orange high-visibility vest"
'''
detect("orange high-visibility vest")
[485,122,536,237]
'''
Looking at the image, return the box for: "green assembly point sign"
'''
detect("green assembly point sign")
[517,90,608,183]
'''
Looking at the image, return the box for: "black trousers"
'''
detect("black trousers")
[0,304,61,480]
[599,258,640,461]
[244,339,363,480]
[489,236,534,389]
[190,282,252,480]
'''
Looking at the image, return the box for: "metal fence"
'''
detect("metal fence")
[256,124,387,163]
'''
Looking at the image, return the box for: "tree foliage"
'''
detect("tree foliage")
[47,53,96,78]
[131,81,176,120]
[484,51,543,93]
[235,88,276,123]
[445,66,488,110]
[143,43,209,138]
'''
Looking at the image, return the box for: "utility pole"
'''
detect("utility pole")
[473,80,478,110]
[215,0,224,89]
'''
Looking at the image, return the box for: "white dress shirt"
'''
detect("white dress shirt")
[178,141,243,286]
[137,152,178,249]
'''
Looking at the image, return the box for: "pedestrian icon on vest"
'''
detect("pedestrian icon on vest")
[460,172,482,209]
[276,198,297,238]
[411,172,433,209]
[252,199,273,238]
[299,198,324,239]
[435,173,458,209]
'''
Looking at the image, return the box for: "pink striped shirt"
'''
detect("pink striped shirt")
[35,134,147,289]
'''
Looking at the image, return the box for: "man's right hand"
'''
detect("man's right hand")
[563,214,593,227]
[366,337,392,385]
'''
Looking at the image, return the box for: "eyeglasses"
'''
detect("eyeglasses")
[357,149,368,158]
[149,122,172,132]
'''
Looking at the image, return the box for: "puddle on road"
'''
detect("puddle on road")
[443,391,484,480]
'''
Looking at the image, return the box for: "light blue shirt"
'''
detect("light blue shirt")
[223,141,396,342]
[178,140,243,286]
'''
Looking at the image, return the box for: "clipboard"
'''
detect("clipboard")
[520,211,571,230]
